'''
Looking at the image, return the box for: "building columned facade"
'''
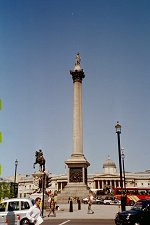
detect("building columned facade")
[3,156,150,198]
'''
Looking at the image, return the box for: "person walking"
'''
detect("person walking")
[54,192,58,210]
[47,195,56,217]
[87,192,94,214]
[26,197,43,225]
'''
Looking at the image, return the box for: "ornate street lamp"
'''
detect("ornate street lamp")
[115,122,126,211]
[115,122,123,189]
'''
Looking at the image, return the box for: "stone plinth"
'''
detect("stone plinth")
[57,157,90,203]
[32,171,43,191]
[31,171,48,206]
[57,183,90,203]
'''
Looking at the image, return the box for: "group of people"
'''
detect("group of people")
[26,191,95,224]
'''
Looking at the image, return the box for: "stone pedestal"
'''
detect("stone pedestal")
[57,157,90,203]
[32,171,44,192]
[31,171,48,204]
[65,157,89,185]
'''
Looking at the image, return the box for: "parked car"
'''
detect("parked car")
[0,198,34,225]
[115,198,150,225]
[82,197,103,204]
[103,196,116,205]
[113,199,121,205]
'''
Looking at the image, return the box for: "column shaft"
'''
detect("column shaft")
[72,81,83,156]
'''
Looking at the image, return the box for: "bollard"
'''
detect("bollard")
[77,199,81,210]
[69,199,73,212]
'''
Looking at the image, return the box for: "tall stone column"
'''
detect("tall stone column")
[71,54,84,158]
[65,52,90,180]
[59,53,90,203]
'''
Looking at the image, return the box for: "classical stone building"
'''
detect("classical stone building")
[5,156,150,199]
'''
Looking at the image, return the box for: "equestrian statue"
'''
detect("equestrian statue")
[33,149,45,172]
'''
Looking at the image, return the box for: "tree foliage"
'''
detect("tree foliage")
[0,182,18,199]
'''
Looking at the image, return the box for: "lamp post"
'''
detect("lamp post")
[115,122,126,211]
[14,159,18,183]
[121,148,126,189]
[115,122,123,189]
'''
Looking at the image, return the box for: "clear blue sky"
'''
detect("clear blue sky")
[0,0,150,177]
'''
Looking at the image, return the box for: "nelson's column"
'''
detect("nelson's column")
[58,53,90,202]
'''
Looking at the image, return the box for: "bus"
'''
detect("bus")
[114,187,150,206]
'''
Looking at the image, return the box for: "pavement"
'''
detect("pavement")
[43,203,131,220]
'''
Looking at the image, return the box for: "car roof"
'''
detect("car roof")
[2,198,33,203]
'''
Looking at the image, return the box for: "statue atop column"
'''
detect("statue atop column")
[72,52,84,77]
[75,52,81,66]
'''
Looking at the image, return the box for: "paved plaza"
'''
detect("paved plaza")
[44,203,131,220]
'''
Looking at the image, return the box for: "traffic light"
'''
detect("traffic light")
[46,175,52,187]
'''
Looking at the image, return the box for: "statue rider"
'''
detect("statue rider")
[34,149,45,172]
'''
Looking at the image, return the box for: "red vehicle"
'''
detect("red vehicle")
[114,187,150,206]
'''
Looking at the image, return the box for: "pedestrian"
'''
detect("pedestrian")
[68,196,71,203]
[47,195,56,217]
[87,192,94,214]
[48,195,51,204]
[26,197,43,225]
[54,192,58,209]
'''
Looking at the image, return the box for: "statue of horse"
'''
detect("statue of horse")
[33,149,45,172]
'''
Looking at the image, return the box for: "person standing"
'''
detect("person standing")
[26,197,43,224]
[87,192,94,214]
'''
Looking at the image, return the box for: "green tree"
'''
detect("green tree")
[0,182,17,199]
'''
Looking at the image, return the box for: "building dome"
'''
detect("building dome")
[103,156,116,174]
[103,156,116,168]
